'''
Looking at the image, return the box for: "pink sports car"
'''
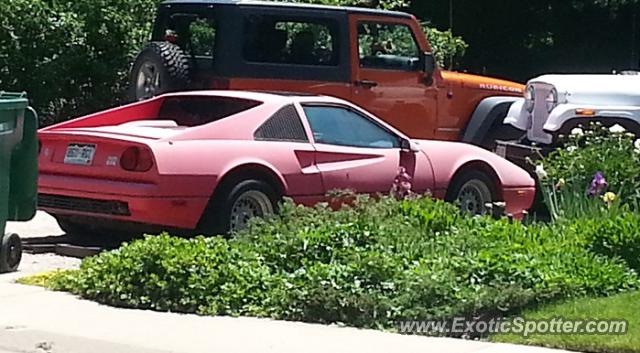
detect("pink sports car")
[38,91,535,235]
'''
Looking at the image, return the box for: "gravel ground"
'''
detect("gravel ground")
[2,212,81,279]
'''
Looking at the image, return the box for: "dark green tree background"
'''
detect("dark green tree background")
[411,0,640,81]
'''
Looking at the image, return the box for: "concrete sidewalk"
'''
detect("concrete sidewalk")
[0,279,573,353]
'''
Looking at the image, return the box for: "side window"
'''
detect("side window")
[189,18,217,57]
[161,13,217,58]
[243,15,339,66]
[303,105,400,149]
[254,105,309,142]
[357,22,420,71]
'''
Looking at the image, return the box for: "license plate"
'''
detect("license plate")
[64,143,96,165]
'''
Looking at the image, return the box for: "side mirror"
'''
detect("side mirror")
[423,52,436,76]
[400,139,420,153]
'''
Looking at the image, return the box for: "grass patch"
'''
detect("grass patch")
[491,291,640,353]
[16,270,75,287]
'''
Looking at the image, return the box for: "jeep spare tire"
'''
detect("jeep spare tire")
[131,41,190,101]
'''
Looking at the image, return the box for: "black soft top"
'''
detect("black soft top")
[160,0,413,19]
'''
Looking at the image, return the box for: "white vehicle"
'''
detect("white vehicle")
[504,74,640,145]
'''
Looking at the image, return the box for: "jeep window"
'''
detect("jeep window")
[357,22,420,71]
[303,105,400,149]
[159,12,217,58]
[157,96,261,127]
[243,16,339,66]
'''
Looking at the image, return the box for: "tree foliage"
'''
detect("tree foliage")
[412,0,640,81]
[0,0,158,124]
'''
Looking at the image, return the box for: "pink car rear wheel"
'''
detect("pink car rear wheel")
[200,179,279,236]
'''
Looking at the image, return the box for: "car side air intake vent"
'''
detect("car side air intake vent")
[254,105,309,142]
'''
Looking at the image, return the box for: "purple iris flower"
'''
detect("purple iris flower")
[587,171,608,197]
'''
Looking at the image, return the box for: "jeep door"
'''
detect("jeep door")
[299,103,434,195]
[349,15,438,140]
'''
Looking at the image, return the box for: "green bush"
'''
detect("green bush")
[54,235,275,315]
[51,196,639,330]
[569,213,640,272]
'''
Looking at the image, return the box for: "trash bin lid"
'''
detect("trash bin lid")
[0,91,28,111]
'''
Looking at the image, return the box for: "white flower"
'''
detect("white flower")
[571,128,584,136]
[609,124,627,133]
[567,146,578,152]
[535,164,548,180]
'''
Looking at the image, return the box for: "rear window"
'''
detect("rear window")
[155,11,218,59]
[157,97,262,127]
[243,15,339,66]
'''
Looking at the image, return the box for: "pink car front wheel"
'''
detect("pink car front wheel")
[447,170,498,216]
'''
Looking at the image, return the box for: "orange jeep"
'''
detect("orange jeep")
[131,0,524,147]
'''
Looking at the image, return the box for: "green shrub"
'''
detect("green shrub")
[569,213,640,272]
[55,235,275,316]
[51,196,639,330]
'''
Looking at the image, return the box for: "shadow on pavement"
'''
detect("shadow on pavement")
[21,233,136,259]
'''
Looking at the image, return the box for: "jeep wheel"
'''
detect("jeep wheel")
[131,42,190,101]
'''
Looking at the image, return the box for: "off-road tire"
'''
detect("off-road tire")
[0,233,22,273]
[130,41,190,101]
[198,179,280,236]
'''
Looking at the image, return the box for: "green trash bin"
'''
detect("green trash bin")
[0,91,38,273]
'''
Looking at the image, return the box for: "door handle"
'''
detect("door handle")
[354,80,378,89]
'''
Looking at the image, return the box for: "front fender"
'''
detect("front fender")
[462,96,522,145]
[504,98,529,131]
[415,140,535,192]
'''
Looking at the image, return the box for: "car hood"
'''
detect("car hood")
[530,74,640,106]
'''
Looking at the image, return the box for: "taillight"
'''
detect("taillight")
[120,146,154,172]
